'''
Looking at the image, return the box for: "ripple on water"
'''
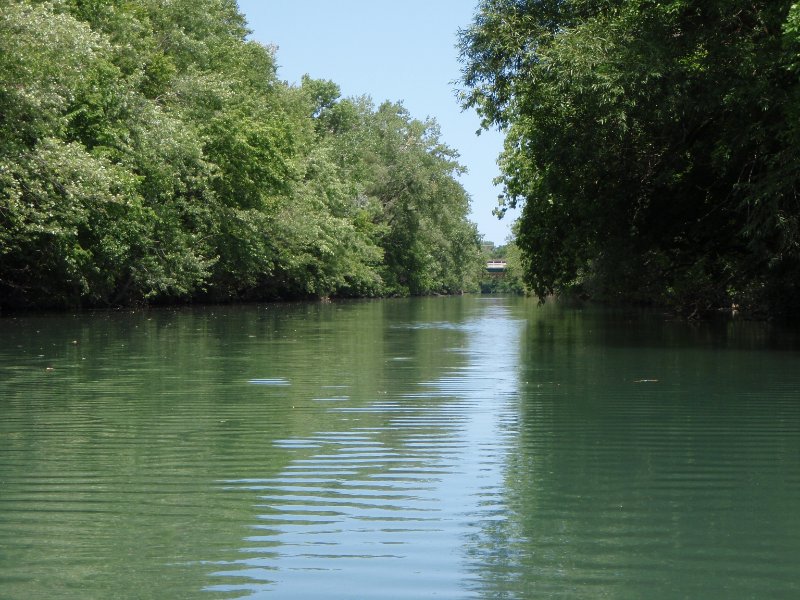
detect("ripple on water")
[248,378,291,386]
[5,300,800,600]
[209,309,523,598]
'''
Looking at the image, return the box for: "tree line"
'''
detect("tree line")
[460,0,800,317]
[0,0,483,309]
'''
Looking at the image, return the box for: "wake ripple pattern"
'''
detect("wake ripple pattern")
[206,302,524,599]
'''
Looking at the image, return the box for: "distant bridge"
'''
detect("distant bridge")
[486,260,507,273]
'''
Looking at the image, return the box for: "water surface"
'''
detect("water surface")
[1,298,799,598]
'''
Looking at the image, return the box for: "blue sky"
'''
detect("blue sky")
[236,0,515,245]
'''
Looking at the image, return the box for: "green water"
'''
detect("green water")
[1,297,799,599]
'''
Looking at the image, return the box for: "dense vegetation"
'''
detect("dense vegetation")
[0,0,482,309]
[460,0,800,317]
[479,239,525,294]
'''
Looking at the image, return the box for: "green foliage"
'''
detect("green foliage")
[479,236,526,294]
[0,0,481,308]
[363,102,482,295]
[460,0,800,316]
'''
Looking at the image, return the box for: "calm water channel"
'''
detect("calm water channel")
[1,296,799,599]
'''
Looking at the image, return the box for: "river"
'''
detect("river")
[1,297,799,598]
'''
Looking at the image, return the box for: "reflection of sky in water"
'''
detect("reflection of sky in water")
[248,378,291,386]
[208,302,524,599]
[4,299,800,599]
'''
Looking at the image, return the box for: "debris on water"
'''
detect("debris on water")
[633,379,659,383]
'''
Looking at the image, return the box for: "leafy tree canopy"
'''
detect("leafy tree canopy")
[0,0,481,308]
[460,0,800,317]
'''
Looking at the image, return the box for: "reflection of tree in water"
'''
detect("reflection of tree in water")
[207,299,529,599]
[469,305,800,599]
[0,299,473,599]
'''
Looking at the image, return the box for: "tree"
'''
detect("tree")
[1,0,482,308]
[480,235,526,294]
[459,0,800,316]
[364,102,481,295]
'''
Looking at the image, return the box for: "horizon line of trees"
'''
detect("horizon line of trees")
[460,0,800,318]
[1,0,484,310]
